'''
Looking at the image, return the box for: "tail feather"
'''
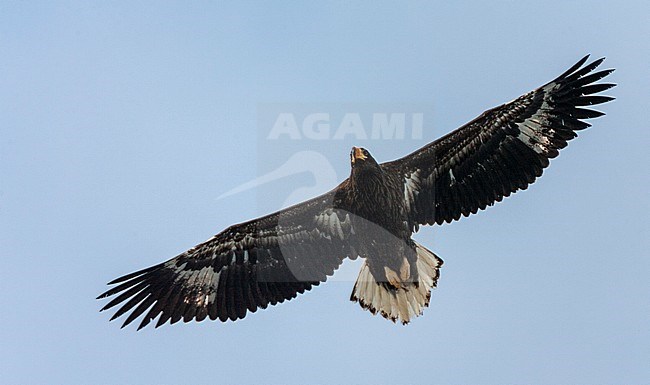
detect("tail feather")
[350,242,443,324]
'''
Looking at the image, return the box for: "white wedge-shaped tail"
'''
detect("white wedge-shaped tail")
[350,242,443,324]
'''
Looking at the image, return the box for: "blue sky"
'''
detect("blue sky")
[1,1,648,384]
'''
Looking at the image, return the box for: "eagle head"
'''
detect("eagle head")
[351,146,371,164]
[350,146,379,171]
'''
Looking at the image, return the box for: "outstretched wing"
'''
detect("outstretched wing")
[384,55,615,227]
[98,188,357,330]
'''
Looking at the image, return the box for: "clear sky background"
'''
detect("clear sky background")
[1,2,648,384]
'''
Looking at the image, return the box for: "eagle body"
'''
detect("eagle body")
[99,55,615,329]
[342,151,418,287]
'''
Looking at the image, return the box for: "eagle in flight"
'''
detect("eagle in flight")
[98,55,615,329]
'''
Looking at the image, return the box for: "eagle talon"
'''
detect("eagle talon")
[384,266,403,289]
[399,257,411,282]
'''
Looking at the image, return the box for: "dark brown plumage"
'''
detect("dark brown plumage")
[98,55,615,328]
